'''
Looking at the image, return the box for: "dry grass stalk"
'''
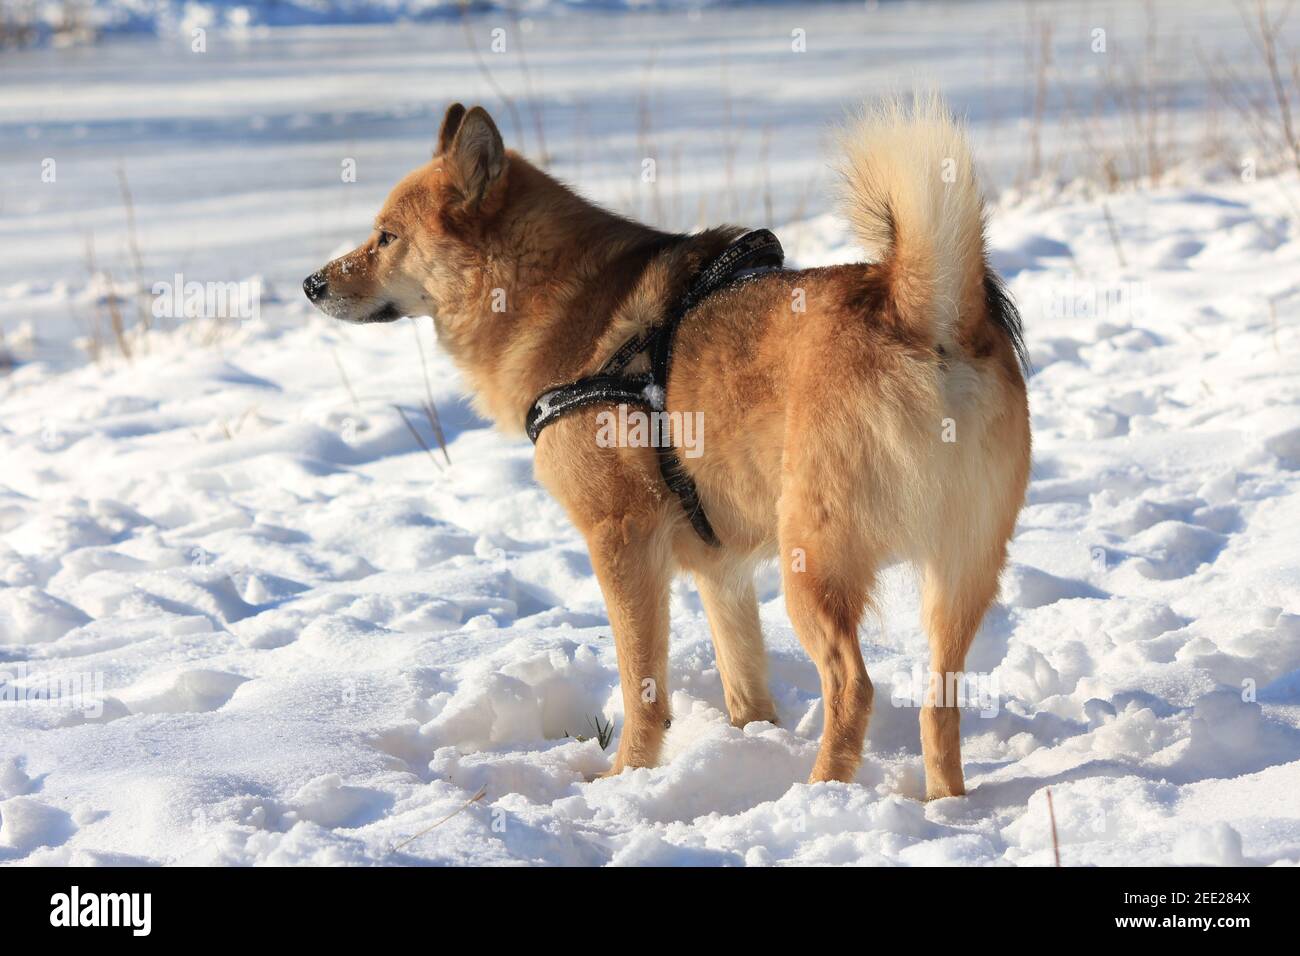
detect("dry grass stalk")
[1024,13,1053,185]
[393,404,443,471]
[412,320,451,465]
[458,0,527,156]
[1045,788,1062,867]
[116,164,152,341]
[505,0,548,165]
[1200,1,1300,180]
[332,348,362,410]
[83,232,132,362]
[1250,0,1300,174]
[1101,201,1128,269]
[389,784,488,854]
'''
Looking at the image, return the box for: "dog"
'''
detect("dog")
[303,95,1031,799]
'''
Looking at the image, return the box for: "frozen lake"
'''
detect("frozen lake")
[0,0,1277,346]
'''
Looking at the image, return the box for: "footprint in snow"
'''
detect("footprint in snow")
[0,796,77,857]
[0,586,90,645]
[0,757,38,798]
[121,669,250,715]
[1000,564,1107,609]
[1264,426,1300,470]
[1100,497,1241,537]
[288,773,393,829]
[1126,521,1228,581]
[1150,235,1205,269]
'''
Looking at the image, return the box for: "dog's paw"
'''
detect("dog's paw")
[584,761,625,783]
[924,784,967,801]
[730,712,779,729]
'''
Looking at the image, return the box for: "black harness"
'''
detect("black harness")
[525,229,785,546]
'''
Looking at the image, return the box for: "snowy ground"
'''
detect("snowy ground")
[2,1,1300,865]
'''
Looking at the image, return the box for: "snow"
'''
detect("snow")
[3,1,1300,866]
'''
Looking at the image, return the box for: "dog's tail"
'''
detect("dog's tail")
[840,93,1027,372]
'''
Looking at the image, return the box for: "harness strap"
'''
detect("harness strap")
[525,373,655,442]
[650,229,784,396]
[526,229,785,546]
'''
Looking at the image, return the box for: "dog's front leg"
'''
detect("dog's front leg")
[587,514,672,776]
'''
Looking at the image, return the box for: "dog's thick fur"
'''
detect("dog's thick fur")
[304,95,1031,798]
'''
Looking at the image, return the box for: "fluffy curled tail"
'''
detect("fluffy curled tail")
[840,93,1026,372]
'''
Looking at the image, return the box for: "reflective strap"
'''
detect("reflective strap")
[680,229,784,311]
[599,329,655,376]
[525,374,654,443]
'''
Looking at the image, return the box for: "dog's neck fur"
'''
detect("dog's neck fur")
[431,154,741,433]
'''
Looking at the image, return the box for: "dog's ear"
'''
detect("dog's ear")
[435,102,466,156]
[445,106,506,208]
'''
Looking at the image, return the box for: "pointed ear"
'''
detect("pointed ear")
[435,102,466,156]
[446,106,506,207]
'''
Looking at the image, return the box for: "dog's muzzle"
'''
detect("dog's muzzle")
[302,271,328,303]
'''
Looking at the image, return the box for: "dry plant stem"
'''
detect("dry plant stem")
[84,231,131,361]
[636,50,662,226]
[1207,50,1285,160]
[506,0,547,165]
[393,404,443,472]
[669,144,682,230]
[1025,10,1052,185]
[390,784,487,853]
[721,57,738,221]
[1251,0,1300,174]
[116,164,151,339]
[412,321,451,465]
[1046,788,1062,866]
[458,0,527,155]
[571,99,589,184]
[1141,0,1165,184]
[755,125,774,226]
[332,349,361,409]
[1201,2,1300,182]
[1102,201,1127,269]
[79,234,104,363]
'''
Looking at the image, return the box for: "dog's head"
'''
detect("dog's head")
[301,102,658,429]
[302,103,509,329]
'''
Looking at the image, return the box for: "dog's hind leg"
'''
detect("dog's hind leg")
[918,556,1003,799]
[694,567,778,728]
[778,499,876,784]
[587,513,673,776]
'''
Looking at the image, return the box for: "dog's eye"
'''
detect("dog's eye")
[377,230,397,248]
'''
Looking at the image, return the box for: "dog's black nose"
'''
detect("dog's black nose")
[303,272,328,303]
